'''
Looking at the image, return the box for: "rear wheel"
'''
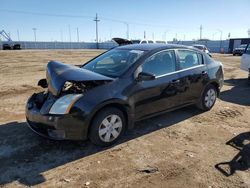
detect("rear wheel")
[89,107,125,146]
[197,84,217,111]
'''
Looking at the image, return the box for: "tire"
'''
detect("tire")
[89,107,125,146]
[196,84,217,111]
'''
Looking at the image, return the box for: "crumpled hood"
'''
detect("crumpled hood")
[46,61,113,96]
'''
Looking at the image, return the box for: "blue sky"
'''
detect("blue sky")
[1,0,249,42]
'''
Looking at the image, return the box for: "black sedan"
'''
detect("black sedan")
[233,44,248,56]
[26,44,224,146]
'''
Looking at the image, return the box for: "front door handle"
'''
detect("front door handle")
[202,71,207,75]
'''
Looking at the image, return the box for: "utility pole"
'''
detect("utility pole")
[144,31,146,39]
[68,25,71,42]
[199,25,203,40]
[248,29,250,38]
[17,29,20,41]
[94,13,100,49]
[32,28,37,41]
[60,30,63,42]
[212,32,217,40]
[76,27,79,42]
[218,29,223,51]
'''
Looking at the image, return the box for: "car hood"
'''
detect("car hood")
[112,38,132,46]
[46,61,114,96]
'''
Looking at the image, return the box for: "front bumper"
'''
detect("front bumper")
[26,93,89,140]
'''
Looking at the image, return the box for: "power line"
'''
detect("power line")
[0,9,93,19]
[0,9,181,29]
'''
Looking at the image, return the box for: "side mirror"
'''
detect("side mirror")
[137,72,155,81]
[38,78,48,88]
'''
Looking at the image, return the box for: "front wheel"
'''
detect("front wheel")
[89,107,125,146]
[196,84,217,111]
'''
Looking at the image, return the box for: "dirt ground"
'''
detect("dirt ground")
[0,50,249,188]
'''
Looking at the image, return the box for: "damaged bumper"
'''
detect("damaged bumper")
[25,93,88,140]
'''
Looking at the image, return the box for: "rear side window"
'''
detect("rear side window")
[177,50,202,70]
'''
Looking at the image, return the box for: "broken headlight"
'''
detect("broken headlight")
[49,94,82,114]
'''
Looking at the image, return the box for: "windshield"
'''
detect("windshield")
[83,49,145,77]
[240,44,247,48]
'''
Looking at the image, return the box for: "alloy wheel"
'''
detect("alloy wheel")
[98,114,123,142]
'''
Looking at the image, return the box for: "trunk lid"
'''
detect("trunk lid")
[46,61,113,96]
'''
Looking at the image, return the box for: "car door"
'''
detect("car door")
[241,44,250,72]
[131,50,182,120]
[175,49,208,104]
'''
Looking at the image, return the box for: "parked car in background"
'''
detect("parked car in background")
[233,44,248,56]
[240,44,250,81]
[2,43,21,50]
[192,44,211,57]
[26,44,224,146]
[140,39,154,44]
[2,44,12,50]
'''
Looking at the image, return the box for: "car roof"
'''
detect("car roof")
[116,44,197,51]
[193,44,205,47]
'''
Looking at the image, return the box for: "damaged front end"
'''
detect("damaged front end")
[26,61,113,140]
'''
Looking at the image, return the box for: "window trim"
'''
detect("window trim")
[156,64,205,78]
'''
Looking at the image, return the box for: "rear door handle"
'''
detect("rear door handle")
[171,79,180,84]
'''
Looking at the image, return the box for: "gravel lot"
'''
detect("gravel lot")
[0,50,249,188]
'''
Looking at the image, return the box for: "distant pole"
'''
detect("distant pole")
[60,30,63,42]
[17,29,20,41]
[76,27,79,42]
[212,32,217,40]
[32,28,37,41]
[94,13,100,49]
[248,29,250,38]
[124,22,129,39]
[68,25,71,42]
[218,29,223,51]
[144,31,146,39]
[199,25,203,40]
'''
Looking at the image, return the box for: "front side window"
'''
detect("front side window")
[178,50,201,69]
[83,49,144,77]
[141,50,176,77]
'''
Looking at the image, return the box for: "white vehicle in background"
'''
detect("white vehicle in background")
[140,40,155,44]
[192,44,211,57]
[139,40,167,44]
[240,44,250,81]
